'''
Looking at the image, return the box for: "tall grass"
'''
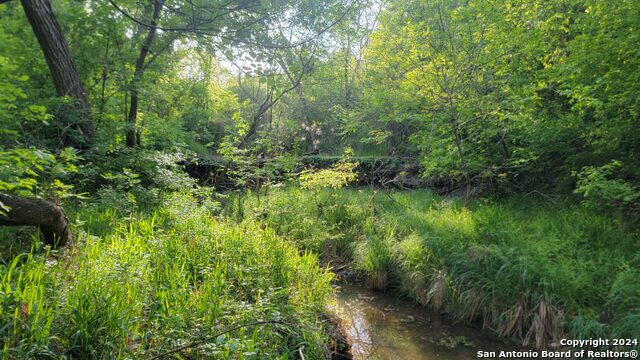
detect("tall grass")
[0,193,334,359]
[234,187,640,349]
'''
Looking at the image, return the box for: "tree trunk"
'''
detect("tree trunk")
[0,193,72,246]
[447,96,471,204]
[451,119,471,204]
[243,89,274,144]
[21,0,95,147]
[343,42,351,104]
[126,0,162,147]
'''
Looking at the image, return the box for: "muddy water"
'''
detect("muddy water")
[329,282,517,360]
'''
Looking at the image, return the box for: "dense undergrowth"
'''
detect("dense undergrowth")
[0,193,334,359]
[229,187,640,350]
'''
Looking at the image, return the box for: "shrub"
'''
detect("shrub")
[573,160,639,212]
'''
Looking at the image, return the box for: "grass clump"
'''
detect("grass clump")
[233,187,640,349]
[353,220,395,290]
[1,193,334,359]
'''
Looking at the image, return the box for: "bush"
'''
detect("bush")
[79,148,219,215]
[573,160,639,212]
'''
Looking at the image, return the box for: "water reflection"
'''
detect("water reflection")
[329,282,518,360]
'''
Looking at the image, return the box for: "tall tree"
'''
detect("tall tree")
[367,0,496,200]
[125,0,162,147]
[109,0,350,147]
[20,0,95,147]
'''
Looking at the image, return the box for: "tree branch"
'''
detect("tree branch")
[107,0,357,50]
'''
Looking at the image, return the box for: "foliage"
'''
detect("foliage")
[2,0,639,194]
[79,148,219,214]
[360,0,640,192]
[0,148,75,195]
[299,148,358,190]
[0,51,79,210]
[1,0,640,355]
[573,160,639,211]
[1,193,333,358]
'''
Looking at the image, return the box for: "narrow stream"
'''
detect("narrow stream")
[329,281,518,360]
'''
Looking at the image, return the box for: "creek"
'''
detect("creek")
[329,281,521,360]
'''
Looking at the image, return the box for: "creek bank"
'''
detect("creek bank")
[232,187,639,353]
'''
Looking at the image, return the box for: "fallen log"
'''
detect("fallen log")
[0,193,72,246]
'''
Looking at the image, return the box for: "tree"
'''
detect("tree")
[237,44,317,149]
[20,0,95,148]
[366,0,498,200]
[125,0,163,147]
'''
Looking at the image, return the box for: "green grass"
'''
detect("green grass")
[0,193,334,359]
[3,186,638,356]
[232,187,640,349]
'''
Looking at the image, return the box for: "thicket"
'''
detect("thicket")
[2,0,639,208]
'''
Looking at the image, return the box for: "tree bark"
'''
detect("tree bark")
[21,0,95,147]
[126,0,162,147]
[447,96,471,204]
[0,193,72,246]
[452,119,472,204]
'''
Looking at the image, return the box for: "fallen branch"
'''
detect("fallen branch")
[0,193,72,246]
